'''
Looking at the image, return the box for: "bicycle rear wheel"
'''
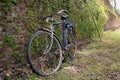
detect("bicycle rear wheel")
[67,28,77,60]
[27,29,62,76]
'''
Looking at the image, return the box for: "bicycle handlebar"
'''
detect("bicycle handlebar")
[43,10,69,21]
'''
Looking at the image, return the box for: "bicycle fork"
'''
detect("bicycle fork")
[43,23,54,55]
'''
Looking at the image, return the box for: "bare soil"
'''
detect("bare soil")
[104,16,120,31]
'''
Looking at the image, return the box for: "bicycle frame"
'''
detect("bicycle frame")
[44,11,75,50]
[51,20,75,50]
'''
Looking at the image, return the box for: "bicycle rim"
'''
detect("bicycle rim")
[27,30,62,76]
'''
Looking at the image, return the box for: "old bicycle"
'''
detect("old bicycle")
[27,10,77,76]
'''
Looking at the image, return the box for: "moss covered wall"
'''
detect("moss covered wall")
[0,0,115,62]
[0,0,118,56]
[0,0,113,40]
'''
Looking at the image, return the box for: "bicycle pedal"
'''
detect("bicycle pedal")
[61,56,66,62]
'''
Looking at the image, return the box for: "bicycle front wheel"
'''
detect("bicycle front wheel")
[27,29,62,76]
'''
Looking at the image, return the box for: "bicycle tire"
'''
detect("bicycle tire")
[27,29,63,76]
[66,28,77,60]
